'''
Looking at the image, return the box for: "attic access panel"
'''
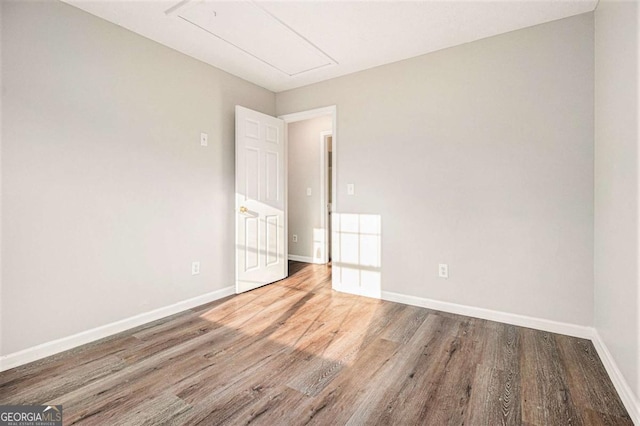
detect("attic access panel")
[168,0,336,76]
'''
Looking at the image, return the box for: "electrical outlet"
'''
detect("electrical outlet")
[438,263,448,279]
[200,132,208,146]
[307,187,312,196]
[192,261,200,275]
[293,234,298,243]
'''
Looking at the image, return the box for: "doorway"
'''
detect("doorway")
[280,106,337,273]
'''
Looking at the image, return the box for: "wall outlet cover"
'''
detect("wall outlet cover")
[438,263,448,279]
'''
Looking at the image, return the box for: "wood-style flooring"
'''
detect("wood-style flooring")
[0,261,632,425]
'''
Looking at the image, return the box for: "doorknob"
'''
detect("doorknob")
[239,206,248,213]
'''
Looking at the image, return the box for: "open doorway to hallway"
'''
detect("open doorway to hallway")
[285,115,333,266]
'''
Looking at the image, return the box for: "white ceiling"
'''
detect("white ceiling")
[63,0,597,93]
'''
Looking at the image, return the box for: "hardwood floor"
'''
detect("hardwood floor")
[0,261,632,425]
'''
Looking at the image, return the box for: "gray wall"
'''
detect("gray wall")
[1,0,275,355]
[287,116,332,260]
[277,13,595,326]
[594,0,640,402]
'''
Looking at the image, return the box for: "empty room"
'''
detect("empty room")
[1,0,639,424]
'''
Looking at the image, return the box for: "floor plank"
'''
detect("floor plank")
[0,261,632,425]
[520,329,582,425]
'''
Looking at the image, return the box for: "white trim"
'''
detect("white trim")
[283,115,289,279]
[381,290,594,339]
[235,106,241,294]
[0,286,234,372]
[334,281,381,300]
[319,130,332,265]
[288,254,314,263]
[279,106,336,124]
[591,331,640,424]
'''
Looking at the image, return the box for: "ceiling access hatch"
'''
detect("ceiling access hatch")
[167,0,336,76]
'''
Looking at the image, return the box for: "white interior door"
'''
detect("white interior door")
[235,106,286,293]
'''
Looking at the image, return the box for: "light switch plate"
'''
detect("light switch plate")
[307,187,312,196]
[200,132,208,146]
[347,184,355,195]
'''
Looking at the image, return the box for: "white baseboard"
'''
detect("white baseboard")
[333,284,381,300]
[288,254,314,263]
[381,290,640,423]
[381,290,593,339]
[591,330,640,425]
[0,286,235,372]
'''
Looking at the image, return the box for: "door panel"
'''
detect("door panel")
[266,124,279,144]
[236,106,286,293]
[265,215,279,266]
[244,216,259,271]
[244,147,260,201]
[265,151,279,202]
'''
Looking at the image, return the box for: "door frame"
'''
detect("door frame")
[279,105,338,268]
[319,130,332,265]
